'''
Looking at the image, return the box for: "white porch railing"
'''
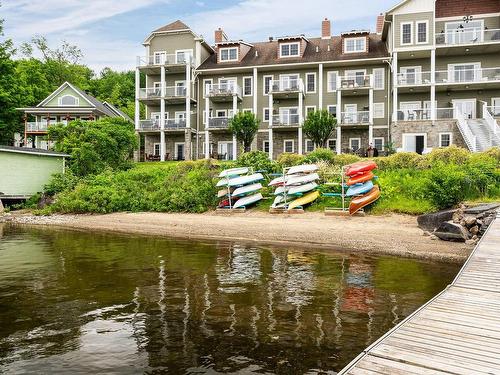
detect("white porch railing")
[340,111,370,125]
[455,107,477,152]
[396,71,432,86]
[207,83,242,97]
[396,108,454,121]
[137,53,193,67]
[269,78,304,93]
[26,122,49,132]
[139,119,188,130]
[272,114,300,126]
[208,117,231,128]
[435,28,500,46]
[435,67,500,84]
[337,75,373,90]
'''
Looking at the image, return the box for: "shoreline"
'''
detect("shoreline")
[5,211,472,263]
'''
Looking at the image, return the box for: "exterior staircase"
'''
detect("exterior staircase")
[466,118,500,151]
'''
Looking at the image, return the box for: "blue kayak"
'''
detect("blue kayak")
[346,181,374,197]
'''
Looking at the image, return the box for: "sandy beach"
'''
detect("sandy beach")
[7,211,471,263]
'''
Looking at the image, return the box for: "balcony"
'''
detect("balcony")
[208,117,231,129]
[136,53,193,73]
[436,28,500,47]
[340,111,370,126]
[206,83,242,103]
[138,86,193,104]
[26,122,50,133]
[435,67,500,86]
[271,114,300,128]
[395,108,454,121]
[396,71,432,87]
[337,75,373,91]
[269,78,304,98]
[138,119,189,132]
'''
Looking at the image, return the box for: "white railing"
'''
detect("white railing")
[436,28,500,46]
[272,114,300,126]
[269,78,304,93]
[208,117,231,128]
[436,108,455,120]
[397,71,432,86]
[26,122,49,132]
[139,119,160,130]
[455,107,477,152]
[138,88,161,99]
[137,53,193,67]
[483,105,498,136]
[138,86,187,99]
[435,67,500,84]
[139,119,188,130]
[207,83,241,97]
[396,108,454,121]
[165,86,187,97]
[338,74,373,90]
[340,111,370,125]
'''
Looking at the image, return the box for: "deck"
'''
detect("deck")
[339,212,500,375]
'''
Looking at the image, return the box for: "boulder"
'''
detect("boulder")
[464,216,477,227]
[463,203,500,215]
[434,221,471,242]
[417,209,456,232]
[469,225,479,236]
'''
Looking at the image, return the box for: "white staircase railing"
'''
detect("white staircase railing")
[483,104,499,136]
[455,107,477,152]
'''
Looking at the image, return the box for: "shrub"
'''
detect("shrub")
[332,154,361,167]
[375,152,425,170]
[43,171,80,196]
[426,145,470,166]
[236,151,278,173]
[303,148,335,163]
[484,146,500,167]
[276,153,304,168]
[424,164,467,209]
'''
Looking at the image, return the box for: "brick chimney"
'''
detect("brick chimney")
[321,18,331,39]
[376,13,384,34]
[214,27,227,43]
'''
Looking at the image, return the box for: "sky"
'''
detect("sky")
[2,0,395,73]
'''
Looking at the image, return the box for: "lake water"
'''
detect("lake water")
[0,224,460,374]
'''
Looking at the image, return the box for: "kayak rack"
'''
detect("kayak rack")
[322,165,364,216]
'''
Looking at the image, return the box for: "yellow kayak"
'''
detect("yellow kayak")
[287,190,320,210]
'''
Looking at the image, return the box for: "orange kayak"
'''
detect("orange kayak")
[345,161,378,177]
[347,171,374,186]
[349,185,380,215]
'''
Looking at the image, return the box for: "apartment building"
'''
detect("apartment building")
[135,0,500,161]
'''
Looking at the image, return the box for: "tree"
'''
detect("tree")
[48,118,138,176]
[303,109,337,148]
[228,112,259,153]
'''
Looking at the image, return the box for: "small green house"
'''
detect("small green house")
[0,146,69,199]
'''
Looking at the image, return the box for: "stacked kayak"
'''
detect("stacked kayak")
[270,164,320,209]
[217,167,264,209]
[344,161,380,215]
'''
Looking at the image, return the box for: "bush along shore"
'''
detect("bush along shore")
[20,146,500,216]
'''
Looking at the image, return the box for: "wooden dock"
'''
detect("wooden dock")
[339,212,500,375]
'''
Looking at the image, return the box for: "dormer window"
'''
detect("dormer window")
[344,37,366,53]
[58,95,79,106]
[220,47,238,62]
[280,42,300,57]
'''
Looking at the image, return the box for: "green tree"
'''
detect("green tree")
[48,118,138,176]
[228,112,259,152]
[303,109,337,148]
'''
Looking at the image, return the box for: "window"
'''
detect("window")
[279,107,299,125]
[344,37,366,53]
[445,20,484,45]
[263,75,273,95]
[243,108,253,113]
[153,143,161,156]
[401,22,412,45]
[327,71,338,92]
[216,109,227,118]
[401,66,422,85]
[449,63,480,83]
[220,47,238,62]
[280,42,300,57]
[284,139,294,153]
[373,68,385,90]
[345,70,367,87]
[202,109,213,124]
[263,140,270,153]
[306,106,316,117]
[59,95,79,106]
[305,139,315,153]
[327,139,337,151]
[154,51,166,64]
[327,105,337,118]
[416,21,428,44]
[243,76,253,96]
[439,132,452,147]
[349,138,361,151]
[176,49,192,63]
[306,73,316,93]
[373,103,385,119]
[203,79,213,97]
[263,108,270,122]
[373,138,384,151]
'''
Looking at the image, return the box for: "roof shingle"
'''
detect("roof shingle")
[153,20,190,33]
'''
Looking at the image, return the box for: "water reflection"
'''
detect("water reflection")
[0,224,460,374]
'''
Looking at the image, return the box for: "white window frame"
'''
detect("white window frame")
[305,139,315,153]
[263,75,273,95]
[175,49,193,64]
[58,94,80,106]
[203,78,213,98]
[305,72,316,93]
[373,137,384,151]
[263,140,270,153]
[243,76,253,96]
[492,98,500,116]
[219,47,238,62]
[174,142,185,160]
[400,66,422,85]
[349,138,362,150]
[283,139,295,153]
[202,109,213,125]
[243,108,253,113]
[439,132,453,147]
[174,111,186,120]
[279,42,300,58]
[373,103,385,119]
[327,105,337,118]
[401,22,413,45]
[448,62,481,83]
[344,37,367,53]
[306,105,316,117]
[416,21,428,44]
[445,20,485,44]
[153,51,166,65]
[402,133,428,153]
[373,68,385,90]
[327,71,338,92]
[263,107,270,122]
[153,143,161,156]
[215,109,227,118]
[327,138,337,151]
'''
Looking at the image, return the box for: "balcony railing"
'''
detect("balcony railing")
[208,117,231,128]
[139,119,188,130]
[340,111,370,124]
[26,122,50,132]
[138,86,187,99]
[396,108,454,121]
[397,71,432,86]
[137,53,193,67]
[206,83,241,97]
[269,78,304,94]
[272,114,300,126]
[435,67,500,84]
[338,75,373,90]
[435,28,500,46]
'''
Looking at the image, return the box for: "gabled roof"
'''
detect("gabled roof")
[153,20,190,33]
[0,145,69,158]
[37,81,94,108]
[103,102,133,122]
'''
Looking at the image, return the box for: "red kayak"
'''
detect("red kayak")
[218,197,239,208]
[345,161,377,177]
[349,185,380,215]
[347,171,374,186]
